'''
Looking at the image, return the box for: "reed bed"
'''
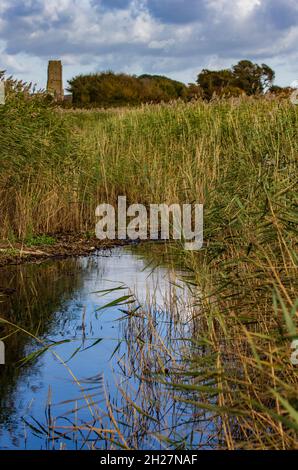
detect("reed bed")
[0,91,297,448]
[68,98,297,448]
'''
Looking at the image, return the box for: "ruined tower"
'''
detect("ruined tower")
[47,60,64,101]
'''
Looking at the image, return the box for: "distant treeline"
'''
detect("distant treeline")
[67,60,285,108]
[67,73,200,107]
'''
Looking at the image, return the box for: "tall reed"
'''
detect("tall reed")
[67,97,298,448]
[1,93,297,448]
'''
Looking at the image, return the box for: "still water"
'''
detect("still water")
[0,246,211,450]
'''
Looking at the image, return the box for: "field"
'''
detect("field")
[0,92,297,449]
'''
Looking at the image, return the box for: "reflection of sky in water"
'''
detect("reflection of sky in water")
[0,247,198,450]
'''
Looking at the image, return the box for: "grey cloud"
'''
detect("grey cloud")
[259,0,298,30]
[2,1,43,21]
[92,0,132,11]
[146,0,208,24]
[0,0,297,87]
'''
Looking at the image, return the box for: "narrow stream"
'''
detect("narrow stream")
[0,246,213,450]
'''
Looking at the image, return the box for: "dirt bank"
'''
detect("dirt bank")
[0,233,128,267]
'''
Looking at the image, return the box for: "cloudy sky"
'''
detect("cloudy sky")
[0,0,298,91]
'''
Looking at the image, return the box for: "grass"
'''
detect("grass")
[0,248,19,257]
[0,89,297,449]
[25,235,56,247]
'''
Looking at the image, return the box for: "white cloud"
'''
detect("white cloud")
[208,0,261,19]
[0,0,297,89]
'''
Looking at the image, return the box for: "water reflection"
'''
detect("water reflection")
[0,247,206,450]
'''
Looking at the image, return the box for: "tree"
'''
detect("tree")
[260,63,275,91]
[232,60,275,95]
[268,85,293,99]
[68,72,189,108]
[197,60,275,100]
[139,74,188,102]
[185,83,203,101]
[197,69,234,100]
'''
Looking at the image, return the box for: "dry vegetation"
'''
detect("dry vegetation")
[0,87,297,448]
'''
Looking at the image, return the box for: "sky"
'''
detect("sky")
[0,0,298,91]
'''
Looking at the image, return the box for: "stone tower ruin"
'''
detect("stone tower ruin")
[47,60,64,101]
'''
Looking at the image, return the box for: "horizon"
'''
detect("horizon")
[5,60,292,95]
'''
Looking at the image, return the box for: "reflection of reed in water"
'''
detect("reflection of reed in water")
[110,279,217,449]
[1,249,216,449]
[0,259,87,427]
[42,273,217,450]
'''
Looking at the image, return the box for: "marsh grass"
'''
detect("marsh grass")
[67,98,298,448]
[0,92,297,448]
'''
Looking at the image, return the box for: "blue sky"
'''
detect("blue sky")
[0,0,298,90]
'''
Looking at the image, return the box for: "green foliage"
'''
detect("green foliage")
[25,235,56,246]
[67,60,276,107]
[0,76,70,185]
[138,74,188,102]
[232,60,275,93]
[197,59,275,99]
[268,85,293,98]
[0,73,75,238]
[67,71,192,108]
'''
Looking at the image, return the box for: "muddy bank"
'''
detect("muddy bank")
[0,233,128,268]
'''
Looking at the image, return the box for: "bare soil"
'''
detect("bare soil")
[0,233,128,267]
